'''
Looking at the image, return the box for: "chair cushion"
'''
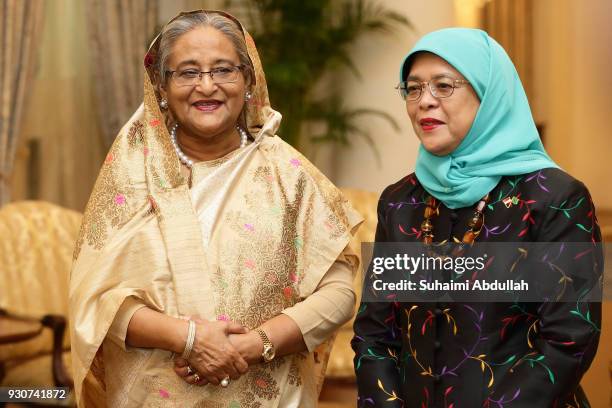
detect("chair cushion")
[0,201,81,361]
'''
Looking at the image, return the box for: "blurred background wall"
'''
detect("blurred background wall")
[329,0,454,193]
[7,0,611,213]
[531,0,612,210]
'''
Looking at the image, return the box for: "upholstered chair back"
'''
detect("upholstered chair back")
[0,201,81,361]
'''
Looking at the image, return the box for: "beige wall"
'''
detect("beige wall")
[325,0,456,195]
[532,0,612,210]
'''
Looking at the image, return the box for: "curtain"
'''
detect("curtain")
[86,0,159,147]
[10,0,109,211]
[482,0,534,100]
[0,0,45,206]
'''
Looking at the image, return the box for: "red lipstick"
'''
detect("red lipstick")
[419,117,445,132]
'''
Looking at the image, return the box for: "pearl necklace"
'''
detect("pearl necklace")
[170,124,248,168]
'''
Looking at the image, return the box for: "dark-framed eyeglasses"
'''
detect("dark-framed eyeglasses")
[166,65,245,87]
[396,76,470,101]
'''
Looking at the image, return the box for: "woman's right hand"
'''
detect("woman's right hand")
[186,320,249,385]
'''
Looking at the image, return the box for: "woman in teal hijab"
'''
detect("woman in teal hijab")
[352,28,602,407]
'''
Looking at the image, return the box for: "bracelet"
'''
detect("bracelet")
[181,320,196,359]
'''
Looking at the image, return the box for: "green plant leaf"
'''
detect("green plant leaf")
[236,0,411,153]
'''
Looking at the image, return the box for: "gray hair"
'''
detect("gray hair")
[156,12,254,87]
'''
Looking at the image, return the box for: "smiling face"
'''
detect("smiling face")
[406,52,480,156]
[160,26,247,143]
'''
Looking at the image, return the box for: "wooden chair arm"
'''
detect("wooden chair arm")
[0,308,73,388]
[41,314,73,388]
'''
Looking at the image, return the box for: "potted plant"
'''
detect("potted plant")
[228,0,412,158]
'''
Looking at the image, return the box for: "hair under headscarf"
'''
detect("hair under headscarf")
[400,28,558,209]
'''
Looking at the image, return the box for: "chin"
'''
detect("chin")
[426,149,450,157]
[182,112,228,132]
[190,120,231,138]
[421,142,452,157]
[419,133,459,156]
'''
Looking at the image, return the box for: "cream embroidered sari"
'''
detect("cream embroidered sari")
[69,10,362,408]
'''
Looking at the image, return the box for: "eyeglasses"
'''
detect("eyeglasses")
[166,65,245,87]
[396,76,470,101]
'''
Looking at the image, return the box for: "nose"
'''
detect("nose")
[418,83,439,109]
[194,73,217,94]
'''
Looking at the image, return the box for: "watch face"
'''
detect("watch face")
[263,345,275,361]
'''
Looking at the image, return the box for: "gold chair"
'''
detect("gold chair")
[320,188,378,407]
[0,201,81,395]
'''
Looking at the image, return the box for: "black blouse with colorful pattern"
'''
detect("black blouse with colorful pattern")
[352,168,603,408]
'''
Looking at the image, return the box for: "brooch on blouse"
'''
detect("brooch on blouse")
[502,196,519,208]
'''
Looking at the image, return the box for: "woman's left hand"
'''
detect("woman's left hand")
[173,330,262,386]
[228,331,263,365]
[175,313,308,385]
[173,316,256,386]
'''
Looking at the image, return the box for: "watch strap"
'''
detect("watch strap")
[256,329,272,347]
[256,328,274,359]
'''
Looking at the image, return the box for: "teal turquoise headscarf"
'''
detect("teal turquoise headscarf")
[400,28,558,209]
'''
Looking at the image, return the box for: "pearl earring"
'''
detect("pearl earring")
[160,99,168,109]
[245,91,252,102]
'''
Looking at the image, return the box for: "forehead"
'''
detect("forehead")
[169,26,240,66]
[407,52,465,80]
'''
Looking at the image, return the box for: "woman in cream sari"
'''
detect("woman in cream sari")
[70,10,362,407]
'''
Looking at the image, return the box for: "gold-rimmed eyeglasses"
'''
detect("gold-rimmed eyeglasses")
[166,65,245,87]
[396,76,470,101]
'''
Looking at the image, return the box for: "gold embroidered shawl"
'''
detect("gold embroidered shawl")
[69,10,362,407]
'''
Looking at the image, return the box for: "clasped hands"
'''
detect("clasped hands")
[173,317,262,387]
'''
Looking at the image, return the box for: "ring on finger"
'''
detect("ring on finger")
[186,365,194,376]
[193,373,201,383]
[220,376,230,388]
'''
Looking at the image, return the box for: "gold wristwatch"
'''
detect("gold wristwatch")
[256,329,276,362]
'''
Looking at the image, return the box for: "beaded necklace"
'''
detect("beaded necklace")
[421,194,490,254]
